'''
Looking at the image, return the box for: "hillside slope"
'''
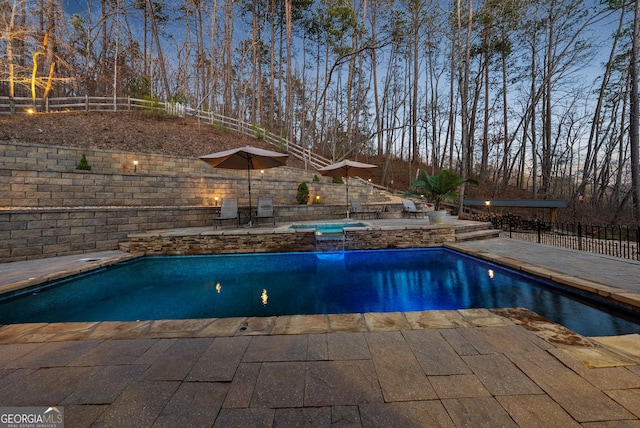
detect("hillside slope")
[0,111,306,169]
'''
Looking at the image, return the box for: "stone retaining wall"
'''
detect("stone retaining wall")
[1,204,408,262]
[127,225,455,256]
[0,141,390,207]
[0,207,215,261]
[0,167,311,208]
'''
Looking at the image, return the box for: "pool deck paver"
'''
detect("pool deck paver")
[1,230,640,425]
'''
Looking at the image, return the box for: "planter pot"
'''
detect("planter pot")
[428,210,447,224]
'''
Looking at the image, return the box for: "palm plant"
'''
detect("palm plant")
[406,169,479,211]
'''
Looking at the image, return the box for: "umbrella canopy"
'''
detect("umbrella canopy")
[200,146,288,225]
[318,159,377,218]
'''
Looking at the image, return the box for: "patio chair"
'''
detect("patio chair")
[214,198,239,228]
[256,196,275,226]
[350,200,379,219]
[402,200,424,218]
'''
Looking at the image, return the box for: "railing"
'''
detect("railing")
[477,214,640,261]
[0,96,333,170]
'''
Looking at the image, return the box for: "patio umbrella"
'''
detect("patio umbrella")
[199,146,289,225]
[318,159,377,218]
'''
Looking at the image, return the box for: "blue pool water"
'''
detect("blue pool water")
[1,248,639,337]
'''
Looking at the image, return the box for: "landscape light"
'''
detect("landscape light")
[133,160,138,172]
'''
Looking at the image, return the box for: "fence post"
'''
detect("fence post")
[536,220,541,243]
[637,225,640,261]
[578,222,582,251]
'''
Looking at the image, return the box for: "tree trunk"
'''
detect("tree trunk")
[630,0,640,223]
[146,0,170,101]
[458,0,473,209]
[223,0,233,115]
[285,0,293,144]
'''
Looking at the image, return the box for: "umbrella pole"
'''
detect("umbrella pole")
[346,176,349,218]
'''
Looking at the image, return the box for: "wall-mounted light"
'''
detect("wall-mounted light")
[133,160,138,173]
[214,195,219,206]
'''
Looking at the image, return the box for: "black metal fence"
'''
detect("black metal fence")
[476,214,640,261]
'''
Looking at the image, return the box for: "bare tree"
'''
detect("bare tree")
[630,0,640,222]
[1,0,29,101]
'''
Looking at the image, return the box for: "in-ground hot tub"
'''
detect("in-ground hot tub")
[288,221,370,234]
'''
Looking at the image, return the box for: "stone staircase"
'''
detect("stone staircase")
[454,221,501,242]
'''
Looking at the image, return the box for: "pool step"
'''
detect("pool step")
[455,222,500,242]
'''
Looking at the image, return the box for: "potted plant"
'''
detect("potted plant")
[405,169,479,224]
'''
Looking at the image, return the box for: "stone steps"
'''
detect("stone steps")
[455,222,501,242]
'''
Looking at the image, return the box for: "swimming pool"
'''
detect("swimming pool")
[1,248,639,337]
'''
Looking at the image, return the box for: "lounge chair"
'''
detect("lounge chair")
[256,196,275,226]
[214,198,239,228]
[402,200,424,218]
[350,200,379,219]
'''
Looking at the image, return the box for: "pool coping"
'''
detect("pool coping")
[1,307,639,369]
[0,252,144,297]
